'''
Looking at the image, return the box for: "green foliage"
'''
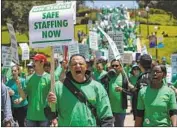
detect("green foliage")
[133,10,177,26]
[149,8,167,14]
[137,0,177,18]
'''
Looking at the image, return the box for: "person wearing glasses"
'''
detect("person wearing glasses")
[47,54,114,126]
[135,65,177,127]
[108,59,130,127]
[6,65,28,127]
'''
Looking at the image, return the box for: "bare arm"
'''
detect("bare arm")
[170,114,177,126]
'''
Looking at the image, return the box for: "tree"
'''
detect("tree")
[1,0,87,36]
[136,0,177,19]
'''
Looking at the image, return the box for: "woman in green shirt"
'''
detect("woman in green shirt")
[6,65,28,127]
[135,65,177,127]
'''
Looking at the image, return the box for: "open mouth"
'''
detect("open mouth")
[75,71,82,74]
[153,77,158,79]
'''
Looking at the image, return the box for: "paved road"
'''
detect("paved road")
[124,100,135,127]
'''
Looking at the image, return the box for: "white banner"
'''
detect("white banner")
[19,43,30,60]
[171,54,177,74]
[166,65,172,84]
[7,23,19,64]
[108,31,124,55]
[29,3,74,48]
[56,0,76,24]
[54,46,63,54]
[89,30,98,50]
[2,46,11,67]
[97,26,121,60]
[122,52,133,64]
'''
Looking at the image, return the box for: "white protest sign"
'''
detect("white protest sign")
[136,37,142,52]
[122,52,133,64]
[56,0,76,24]
[19,43,30,60]
[2,46,11,67]
[166,65,172,84]
[7,23,19,64]
[79,44,89,60]
[98,26,121,60]
[68,43,79,59]
[108,31,124,55]
[54,46,63,54]
[29,3,74,48]
[89,30,98,50]
[171,54,177,74]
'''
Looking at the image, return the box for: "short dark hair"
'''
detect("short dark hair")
[69,54,86,65]
[139,54,152,70]
[159,64,167,76]
[96,59,104,65]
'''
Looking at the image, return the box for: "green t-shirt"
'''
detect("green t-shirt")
[137,85,177,127]
[25,72,51,121]
[129,75,139,86]
[6,77,28,108]
[93,70,107,82]
[54,80,113,126]
[108,73,126,113]
[54,66,62,81]
[173,80,177,88]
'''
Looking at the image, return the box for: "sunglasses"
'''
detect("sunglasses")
[133,68,139,70]
[111,65,120,68]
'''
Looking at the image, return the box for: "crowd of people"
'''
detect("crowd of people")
[1,53,177,127]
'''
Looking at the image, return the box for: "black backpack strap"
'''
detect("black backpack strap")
[63,78,98,121]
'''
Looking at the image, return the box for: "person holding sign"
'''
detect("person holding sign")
[6,65,28,127]
[16,54,51,127]
[135,65,177,127]
[47,54,114,126]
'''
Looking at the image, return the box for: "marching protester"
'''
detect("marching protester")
[47,54,114,127]
[1,83,15,127]
[132,54,152,119]
[5,65,28,127]
[135,65,177,127]
[15,54,51,127]
[129,64,141,119]
[107,59,130,127]
[93,59,107,82]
